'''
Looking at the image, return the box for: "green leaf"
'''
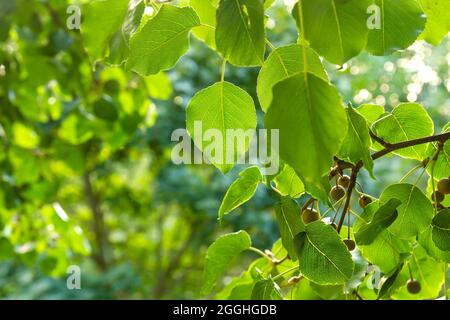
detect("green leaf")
[251,279,282,300]
[257,44,327,112]
[372,103,434,160]
[419,226,450,263]
[355,201,412,274]
[81,0,130,63]
[107,0,145,65]
[273,164,305,198]
[294,221,354,285]
[218,166,262,221]
[338,106,374,175]
[366,0,426,56]
[216,0,265,66]
[377,263,404,299]
[190,0,217,49]
[420,0,450,46]
[186,81,257,173]
[355,198,401,245]
[392,245,445,300]
[380,183,434,239]
[292,0,371,65]
[265,73,347,201]
[126,5,200,76]
[356,104,385,125]
[427,123,450,179]
[202,231,252,295]
[431,209,450,252]
[275,197,305,261]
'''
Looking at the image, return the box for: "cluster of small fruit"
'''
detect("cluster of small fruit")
[431,177,450,210]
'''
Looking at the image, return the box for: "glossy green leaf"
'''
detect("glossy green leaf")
[294,221,354,285]
[292,0,371,65]
[338,106,374,175]
[377,263,404,299]
[251,279,282,300]
[366,0,426,56]
[427,123,450,179]
[372,103,434,160]
[126,5,200,76]
[265,73,347,201]
[186,81,257,173]
[431,209,450,251]
[216,0,265,66]
[275,197,305,261]
[273,164,305,198]
[380,183,434,239]
[202,231,252,295]
[257,44,327,112]
[355,198,401,246]
[219,166,262,221]
[420,0,450,46]
[81,0,130,63]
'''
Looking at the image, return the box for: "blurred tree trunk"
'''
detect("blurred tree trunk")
[83,171,108,270]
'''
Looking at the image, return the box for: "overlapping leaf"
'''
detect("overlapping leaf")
[126,5,200,76]
[292,0,371,65]
[216,0,265,66]
[265,73,347,201]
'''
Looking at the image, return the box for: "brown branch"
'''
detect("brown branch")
[301,197,315,211]
[336,165,360,233]
[372,132,450,161]
[369,129,391,148]
[333,132,450,233]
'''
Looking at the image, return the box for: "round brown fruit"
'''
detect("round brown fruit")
[330,185,346,201]
[337,175,351,189]
[433,203,445,211]
[301,208,320,224]
[343,239,356,251]
[406,279,421,294]
[437,178,450,195]
[431,191,445,203]
[359,195,372,208]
